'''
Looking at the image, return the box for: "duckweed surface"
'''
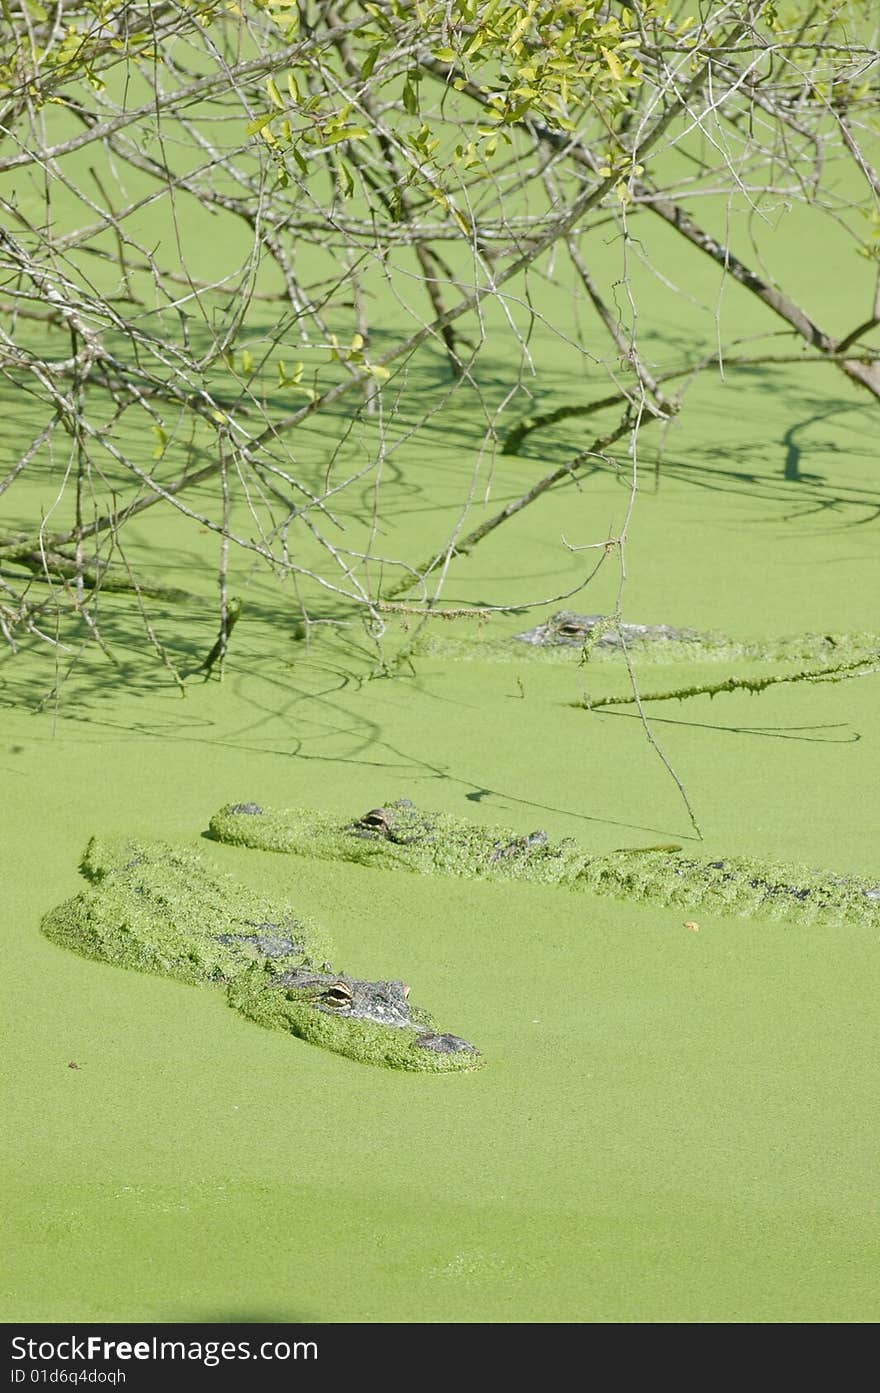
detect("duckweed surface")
[3,170,880,1323]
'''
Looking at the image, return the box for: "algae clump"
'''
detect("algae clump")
[42,837,480,1073]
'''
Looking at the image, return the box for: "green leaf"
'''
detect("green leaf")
[402,79,418,115]
[246,112,276,137]
[324,126,370,145]
[338,159,354,198]
[601,46,624,82]
[360,44,382,80]
[151,425,168,461]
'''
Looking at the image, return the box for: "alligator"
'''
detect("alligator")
[513,611,707,650]
[41,837,480,1072]
[208,799,880,928]
[413,611,880,671]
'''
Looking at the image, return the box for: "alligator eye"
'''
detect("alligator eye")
[360,809,390,828]
[557,624,585,637]
[322,982,354,1005]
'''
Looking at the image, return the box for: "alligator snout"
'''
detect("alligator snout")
[415,1033,478,1055]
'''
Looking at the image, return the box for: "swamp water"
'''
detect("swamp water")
[2,169,879,1321]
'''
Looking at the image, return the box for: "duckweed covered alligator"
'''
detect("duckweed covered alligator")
[209,799,880,928]
[41,837,480,1072]
[513,611,706,650]
[417,612,880,668]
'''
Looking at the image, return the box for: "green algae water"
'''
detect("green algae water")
[3,138,880,1324]
[4,374,880,1320]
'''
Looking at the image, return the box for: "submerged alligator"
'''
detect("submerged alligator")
[209,800,880,928]
[42,837,480,1072]
[513,611,707,650]
[415,610,880,669]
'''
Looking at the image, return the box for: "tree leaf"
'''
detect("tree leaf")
[246,112,275,136]
[361,44,382,80]
[324,126,370,145]
[601,46,624,82]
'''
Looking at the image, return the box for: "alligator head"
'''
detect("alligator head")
[346,799,433,846]
[271,967,479,1057]
[513,611,702,648]
[273,967,413,1028]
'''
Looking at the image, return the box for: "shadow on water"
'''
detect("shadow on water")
[641,448,880,522]
[3,347,879,597]
[2,341,878,819]
[783,425,810,483]
[1,612,707,842]
[487,416,880,532]
[779,400,869,493]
